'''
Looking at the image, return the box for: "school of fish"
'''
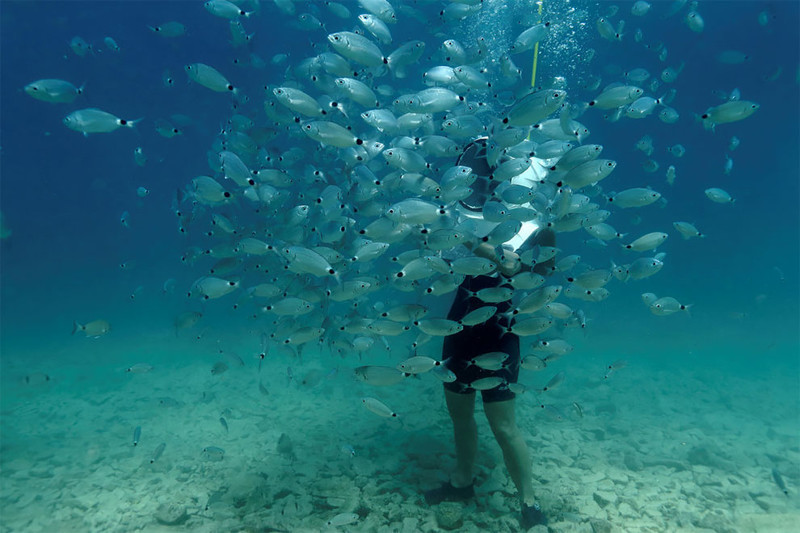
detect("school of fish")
[33,0,774,420]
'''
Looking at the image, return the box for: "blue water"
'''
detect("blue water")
[1,1,798,532]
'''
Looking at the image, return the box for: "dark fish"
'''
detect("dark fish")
[277,433,296,461]
[221,350,245,367]
[772,468,789,495]
[158,397,184,408]
[211,361,228,375]
[541,371,565,392]
[23,373,51,385]
[539,404,564,421]
[126,363,153,374]
[150,443,166,464]
[175,311,202,334]
[219,417,228,433]
[133,426,142,446]
[202,446,225,462]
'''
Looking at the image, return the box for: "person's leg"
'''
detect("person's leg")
[444,388,478,487]
[483,398,536,505]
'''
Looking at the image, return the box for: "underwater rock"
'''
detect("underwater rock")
[592,491,617,508]
[154,503,188,526]
[435,502,463,530]
[400,517,419,533]
[694,509,736,533]
[487,491,508,514]
[686,445,733,470]
[623,451,644,472]
[590,518,613,533]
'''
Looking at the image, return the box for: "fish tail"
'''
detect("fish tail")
[71,321,81,335]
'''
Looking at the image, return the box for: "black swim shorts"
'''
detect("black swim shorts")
[442,274,520,402]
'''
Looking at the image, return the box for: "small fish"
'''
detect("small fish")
[326,513,359,527]
[126,363,153,374]
[221,351,245,367]
[340,443,356,457]
[539,404,564,421]
[397,355,442,374]
[469,376,505,391]
[149,21,186,38]
[103,36,120,52]
[622,232,668,252]
[158,397,183,408]
[649,297,692,316]
[673,221,704,240]
[174,311,202,333]
[705,187,735,204]
[540,371,565,392]
[185,62,237,93]
[354,365,408,386]
[361,397,398,418]
[22,373,51,385]
[430,365,457,383]
[24,79,83,104]
[772,468,789,496]
[63,108,140,135]
[201,446,225,462]
[211,361,229,375]
[521,355,547,371]
[277,433,296,460]
[604,360,628,379]
[150,443,166,464]
[219,417,229,433]
[133,426,141,446]
[72,319,111,338]
[572,402,584,418]
[69,36,91,56]
[508,382,529,395]
[468,351,509,371]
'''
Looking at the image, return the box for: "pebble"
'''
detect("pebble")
[590,518,612,533]
[154,503,188,526]
[435,502,463,530]
[592,491,618,508]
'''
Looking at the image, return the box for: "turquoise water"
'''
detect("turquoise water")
[1,1,798,531]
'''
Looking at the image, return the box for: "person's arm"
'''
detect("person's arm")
[469,242,521,277]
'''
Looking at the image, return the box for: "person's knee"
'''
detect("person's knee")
[490,419,520,443]
[451,413,477,431]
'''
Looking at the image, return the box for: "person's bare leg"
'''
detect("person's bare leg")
[444,388,477,487]
[483,398,536,505]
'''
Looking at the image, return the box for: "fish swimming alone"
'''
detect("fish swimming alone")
[72,319,111,338]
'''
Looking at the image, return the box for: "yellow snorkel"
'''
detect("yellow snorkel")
[530,0,544,88]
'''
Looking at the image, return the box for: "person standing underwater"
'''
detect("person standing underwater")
[425,137,555,529]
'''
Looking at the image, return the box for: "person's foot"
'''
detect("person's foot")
[521,502,548,528]
[424,482,475,505]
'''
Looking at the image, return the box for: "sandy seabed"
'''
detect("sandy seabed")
[1,327,797,533]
